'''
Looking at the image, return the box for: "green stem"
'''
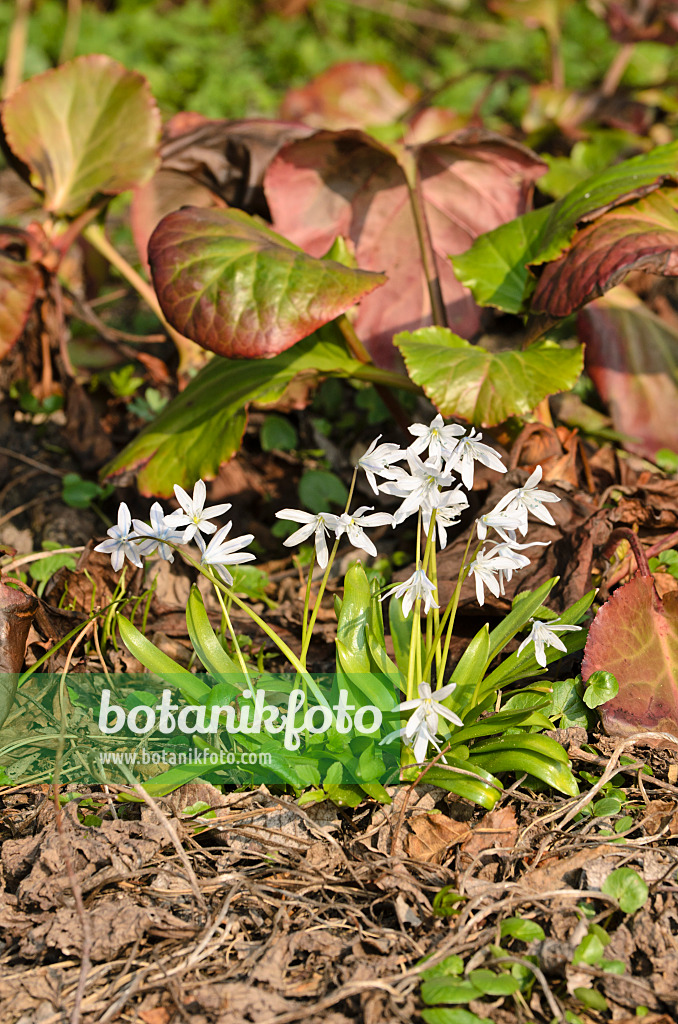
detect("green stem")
[214,584,252,687]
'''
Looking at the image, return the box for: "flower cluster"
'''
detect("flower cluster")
[94,412,581,770]
[94,482,255,585]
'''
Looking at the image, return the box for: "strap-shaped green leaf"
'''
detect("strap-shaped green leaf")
[117,614,210,704]
[186,585,243,694]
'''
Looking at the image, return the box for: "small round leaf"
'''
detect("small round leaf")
[601,867,649,913]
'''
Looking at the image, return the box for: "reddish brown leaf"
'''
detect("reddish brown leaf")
[131,116,312,269]
[0,254,41,361]
[280,62,419,129]
[578,287,678,461]
[582,574,678,739]
[265,127,545,367]
[0,579,38,728]
[532,192,678,318]
[603,0,678,43]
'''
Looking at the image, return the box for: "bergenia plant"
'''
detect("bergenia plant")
[95,414,593,807]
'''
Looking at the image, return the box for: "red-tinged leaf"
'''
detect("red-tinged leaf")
[0,254,41,361]
[532,192,678,317]
[604,0,678,44]
[265,127,545,368]
[149,207,386,359]
[582,574,678,739]
[0,579,38,728]
[131,115,312,270]
[280,62,419,129]
[578,286,678,461]
[1,55,160,217]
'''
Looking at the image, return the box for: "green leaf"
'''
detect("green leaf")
[420,977,482,1006]
[573,933,605,966]
[472,732,570,763]
[420,954,465,978]
[395,328,583,427]
[103,330,371,495]
[417,762,502,809]
[446,624,490,719]
[149,206,386,359]
[422,1010,492,1024]
[593,796,623,817]
[451,206,548,314]
[336,563,372,676]
[500,918,545,942]
[2,55,160,216]
[185,586,242,693]
[601,867,649,913]
[583,670,619,709]
[260,415,298,451]
[468,970,520,996]
[323,783,363,807]
[531,141,678,267]
[116,614,210,704]
[573,987,608,1012]
[470,748,579,797]
[299,469,349,513]
[547,676,592,728]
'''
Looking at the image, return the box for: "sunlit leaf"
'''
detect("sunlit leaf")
[0,255,41,361]
[149,206,386,359]
[601,867,649,913]
[582,574,678,738]
[395,327,583,426]
[2,55,160,216]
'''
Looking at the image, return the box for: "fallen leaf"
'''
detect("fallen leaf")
[405,812,470,862]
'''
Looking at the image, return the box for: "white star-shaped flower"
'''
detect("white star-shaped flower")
[408,414,465,461]
[195,522,255,585]
[493,465,560,535]
[164,479,232,542]
[476,505,525,543]
[445,428,506,489]
[381,568,438,617]
[423,487,469,550]
[467,547,521,606]
[133,502,185,562]
[357,435,404,495]
[275,509,340,569]
[332,506,393,558]
[380,450,455,524]
[517,618,582,668]
[398,681,464,763]
[94,503,143,573]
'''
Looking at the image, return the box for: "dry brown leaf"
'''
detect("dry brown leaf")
[139,1008,172,1024]
[405,812,470,863]
[460,805,518,861]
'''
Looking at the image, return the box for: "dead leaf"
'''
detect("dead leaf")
[405,812,470,862]
[460,805,518,861]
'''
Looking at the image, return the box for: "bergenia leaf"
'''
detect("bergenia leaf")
[582,575,678,738]
[395,327,583,426]
[266,127,545,367]
[149,206,386,359]
[2,55,160,216]
[578,287,678,461]
[532,191,678,317]
[0,255,41,361]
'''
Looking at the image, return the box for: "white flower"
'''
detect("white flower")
[422,487,469,549]
[164,479,232,542]
[382,568,439,617]
[195,522,255,585]
[476,505,525,543]
[132,502,185,562]
[276,509,339,569]
[408,414,465,461]
[468,547,521,606]
[445,428,506,489]
[357,435,404,495]
[517,618,583,668]
[333,506,393,558]
[398,681,464,763]
[493,465,559,535]
[94,503,144,573]
[380,450,455,524]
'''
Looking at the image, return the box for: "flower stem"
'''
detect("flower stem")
[214,582,252,687]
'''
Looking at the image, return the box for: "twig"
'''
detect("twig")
[0,445,66,477]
